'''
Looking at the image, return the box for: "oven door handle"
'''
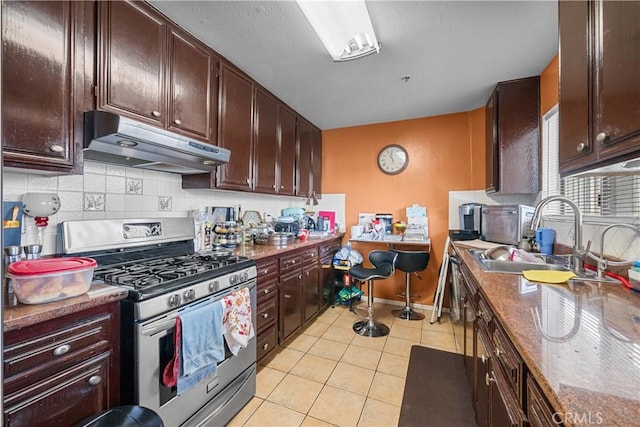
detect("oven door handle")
[141,319,177,337]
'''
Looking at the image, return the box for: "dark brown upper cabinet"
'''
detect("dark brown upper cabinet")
[98,0,216,143]
[311,127,323,199]
[2,0,93,174]
[296,119,313,198]
[253,89,279,193]
[559,0,640,175]
[279,106,298,196]
[485,76,540,194]
[216,62,255,191]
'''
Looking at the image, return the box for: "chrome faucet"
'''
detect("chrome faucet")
[587,223,640,278]
[529,196,584,273]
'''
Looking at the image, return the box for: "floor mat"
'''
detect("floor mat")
[399,345,477,427]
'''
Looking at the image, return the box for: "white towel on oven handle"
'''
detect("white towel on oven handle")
[221,287,255,356]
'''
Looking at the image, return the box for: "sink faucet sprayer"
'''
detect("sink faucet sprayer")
[587,223,640,278]
[529,196,584,273]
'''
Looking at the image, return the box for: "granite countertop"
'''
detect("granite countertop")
[3,234,345,332]
[453,241,640,426]
[231,233,344,261]
[3,283,129,332]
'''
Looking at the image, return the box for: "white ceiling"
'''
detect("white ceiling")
[149,1,558,130]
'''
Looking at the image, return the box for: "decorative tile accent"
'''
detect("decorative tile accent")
[158,196,172,211]
[83,192,105,211]
[126,178,143,195]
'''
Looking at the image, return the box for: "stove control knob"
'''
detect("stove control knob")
[209,281,220,293]
[240,271,249,282]
[183,289,196,302]
[168,293,181,308]
[230,274,238,285]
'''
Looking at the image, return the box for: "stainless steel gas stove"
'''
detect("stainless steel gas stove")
[59,217,257,427]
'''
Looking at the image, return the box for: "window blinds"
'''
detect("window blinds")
[543,107,640,218]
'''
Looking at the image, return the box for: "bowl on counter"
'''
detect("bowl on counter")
[7,257,96,304]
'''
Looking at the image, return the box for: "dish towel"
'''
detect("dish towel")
[222,287,255,355]
[162,300,225,394]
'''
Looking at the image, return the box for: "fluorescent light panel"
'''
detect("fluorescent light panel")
[296,0,380,62]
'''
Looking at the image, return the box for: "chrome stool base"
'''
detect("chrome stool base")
[392,307,425,320]
[353,319,390,337]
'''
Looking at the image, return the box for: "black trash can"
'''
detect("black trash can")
[75,405,164,427]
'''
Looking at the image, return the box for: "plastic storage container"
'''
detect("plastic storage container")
[7,257,96,304]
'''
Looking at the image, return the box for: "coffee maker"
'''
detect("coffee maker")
[452,203,483,240]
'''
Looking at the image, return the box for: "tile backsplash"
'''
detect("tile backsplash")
[3,161,346,255]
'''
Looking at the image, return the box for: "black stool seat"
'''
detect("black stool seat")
[391,250,430,320]
[75,405,164,427]
[349,250,397,337]
[349,262,394,282]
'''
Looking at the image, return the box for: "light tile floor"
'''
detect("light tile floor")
[227,302,460,427]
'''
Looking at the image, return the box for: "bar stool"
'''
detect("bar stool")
[348,250,398,337]
[391,249,430,320]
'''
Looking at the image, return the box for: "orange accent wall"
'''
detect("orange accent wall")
[321,56,559,306]
[322,113,477,305]
[540,55,559,115]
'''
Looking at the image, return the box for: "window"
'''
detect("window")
[542,106,640,219]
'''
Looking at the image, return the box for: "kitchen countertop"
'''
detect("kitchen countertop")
[231,233,344,260]
[453,241,640,426]
[3,234,345,332]
[3,283,128,332]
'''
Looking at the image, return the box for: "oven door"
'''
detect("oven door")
[135,280,256,427]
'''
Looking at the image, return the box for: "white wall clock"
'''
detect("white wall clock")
[377,144,409,175]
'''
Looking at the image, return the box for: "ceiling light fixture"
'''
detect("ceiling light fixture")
[296,0,380,62]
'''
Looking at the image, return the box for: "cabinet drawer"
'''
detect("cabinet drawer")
[493,323,523,397]
[257,297,277,332]
[477,296,493,328]
[319,240,341,258]
[526,374,559,427]
[256,258,279,279]
[4,352,110,427]
[258,278,278,303]
[257,324,278,361]
[280,253,302,273]
[4,313,111,379]
[302,247,318,264]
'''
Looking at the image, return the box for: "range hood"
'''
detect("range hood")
[83,111,230,174]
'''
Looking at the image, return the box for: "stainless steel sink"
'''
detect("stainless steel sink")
[469,249,620,283]
[470,250,572,274]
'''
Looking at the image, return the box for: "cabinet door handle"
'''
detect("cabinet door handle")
[53,344,71,357]
[261,312,269,319]
[263,288,270,294]
[262,343,269,351]
[272,184,277,189]
[595,132,609,143]
[284,294,292,299]
[495,347,503,358]
[280,185,284,189]
[174,119,182,126]
[49,144,64,153]
[88,375,102,386]
[480,354,487,364]
[485,372,496,386]
[576,142,586,152]
[151,110,161,117]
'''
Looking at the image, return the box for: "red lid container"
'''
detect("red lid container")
[8,257,97,275]
[7,257,97,305]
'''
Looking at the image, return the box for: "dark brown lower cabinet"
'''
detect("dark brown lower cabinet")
[3,303,120,426]
[303,263,320,322]
[279,269,303,341]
